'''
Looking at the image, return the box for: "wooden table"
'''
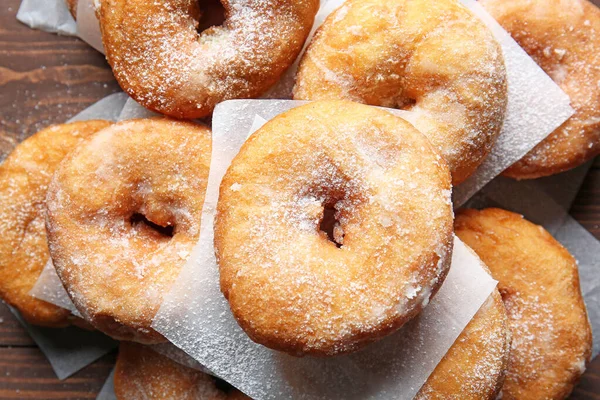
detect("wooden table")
[0,0,599,398]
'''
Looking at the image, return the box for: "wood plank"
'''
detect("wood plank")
[0,347,114,399]
[0,304,35,347]
[0,0,120,161]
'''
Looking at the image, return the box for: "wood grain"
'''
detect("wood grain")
[0,0,599,398]
[0,347,114,400]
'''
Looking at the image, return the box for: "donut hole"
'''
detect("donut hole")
[319,203,344,248]
[129,212,174,239]
[196,0,226,34]
[212,377,235,393]
[394,96,417,110]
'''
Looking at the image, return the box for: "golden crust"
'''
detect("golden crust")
[0,120,111,328]
[65,0,77,18]
[114,342,249,400]
[416,288,510,400]
[46,118,211,343]
[215,100,454,356]
[455,208,592,400]
[98,0,319,119]
[294,0,507,185]
[481,0,600,179]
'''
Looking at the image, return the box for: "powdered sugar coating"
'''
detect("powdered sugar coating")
[416,289,511,399]
[114,342,249,400]
[294,0,507,185]
[46,118,211,343]
[98,0,319,118]
[215,100,454,356]
[0,120,111,327]
[455,208,593,400]
[482,0,600,179]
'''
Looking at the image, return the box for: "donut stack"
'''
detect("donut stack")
[1,0,598,398]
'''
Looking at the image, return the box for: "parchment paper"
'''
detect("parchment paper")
[96,368,117,400]
[16,0,77,36]
[6,305,116,380]
[30,260,81,317]
[149,98,498,399]
[76,0,104,53]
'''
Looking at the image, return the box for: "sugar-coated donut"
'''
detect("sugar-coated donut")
[0,120,111,327]
[416,287,510,399]
[97,0,319,119]
[46,118,211,343]
[115,342,250,400]
[455,208,592,400]
[294,0,507,185]
[481,0,600,179]
[216,100,454,356]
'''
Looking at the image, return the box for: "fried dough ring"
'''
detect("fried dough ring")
[416,286,510,399]
[455,208,592,400]
[294,0,507,185]
[114,342,249,400]
[97,0,319,119]
[46,118,211,343]
[216,100,454,356]
[0,120,111,327]
[482,0,600,179]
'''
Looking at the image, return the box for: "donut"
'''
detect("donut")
[416,287,510,399]
[0,120,111,327]
[46,117,211,343]
[97,0,320,119]
[481,0,600,179]
[65,0,77,18]
[115,342,250,400]
[215,100,454,356]
[293,0,508,185]
[455,208,592,400]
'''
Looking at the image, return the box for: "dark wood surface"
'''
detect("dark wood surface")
[0,0,599,398]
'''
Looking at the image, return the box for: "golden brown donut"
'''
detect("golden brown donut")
[481,0,600,179]
[455,208,592,400]
[65,0,77,18]
[416,287,510,399]
[294,0,507,185]
[115,342,249,400]
[97,0,319,119]
[216,100,454,356]
[46,118,211,343]
[0,120,111,327]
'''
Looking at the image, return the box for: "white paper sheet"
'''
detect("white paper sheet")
[17,0,77,36]
[96,368,117,400]
[76,0,104,53]
[29,260,81,317]
[7,305,117,380]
